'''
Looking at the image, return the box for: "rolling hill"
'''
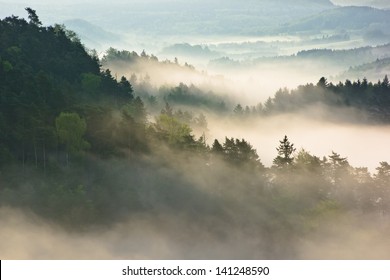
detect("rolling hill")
[280,6,390,36]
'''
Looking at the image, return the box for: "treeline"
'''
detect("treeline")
[233,76,390,121]
[101,47,231,112]
[101,47,196,71]
[0,10,389,240]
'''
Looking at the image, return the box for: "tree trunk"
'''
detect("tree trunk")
[43,142,46,176]
[34,141,38,168]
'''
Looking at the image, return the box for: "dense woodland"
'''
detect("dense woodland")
[1,10,390,258]
[233,75,390,121]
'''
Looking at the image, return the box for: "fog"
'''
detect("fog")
[1,0,390,261]
[101,43,390,174]
[1,143,390,260]
[206,111,390,173]
[102,48,348,105]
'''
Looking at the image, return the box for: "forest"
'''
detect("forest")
[0,9,390,259]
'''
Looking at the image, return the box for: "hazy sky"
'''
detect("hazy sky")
[1,0,388,5]
[1,0,388,27]
[332,0,390,8]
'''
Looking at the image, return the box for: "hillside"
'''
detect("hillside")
[102,0,335,35]
[337,57,390,81]
[62,19,122,50]
[281,6,390,37]
[295,43,390,66]
[0,10,135,164]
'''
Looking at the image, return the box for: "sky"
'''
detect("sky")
[1,0,388,29]
[0,0,388,5]
[332,0,390,8]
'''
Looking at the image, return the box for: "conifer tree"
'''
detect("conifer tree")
[273,135,296,168]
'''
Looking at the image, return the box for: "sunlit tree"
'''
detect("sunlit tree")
[55,112,89,166]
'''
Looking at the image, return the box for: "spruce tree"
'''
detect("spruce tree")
[273,135,296,168]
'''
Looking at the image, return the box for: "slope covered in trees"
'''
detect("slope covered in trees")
[232,76,390,122]
[0,9,135,164]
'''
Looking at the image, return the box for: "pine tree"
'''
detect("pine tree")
[273,135,296,168]
[25,7,42,26]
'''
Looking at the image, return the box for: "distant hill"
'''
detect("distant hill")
[281,6,390,36]
[45,0,335,36]
[62,19,121,50]
[296,43,390,65]
[336,57,390,81]
[210,43,390,72]
[160,43,221,60]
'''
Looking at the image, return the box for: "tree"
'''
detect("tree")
[375,161,390,186]
[25,7,42,26]
[317,77,328,88]
[161,102,173,117]
[220,137,263,169]
[119,76,133,95]
[81,73,101,93]
[121,96,147,124]
[234,138,262,169]
[327,151,349,185]
[382,75,389,88]
[273,135,296,168]
[233,104,243,116]
[295,148,321,173]
[374,161,390,213]
[155,114,192,146]
[211,139,224,155]
[55,112,90,166]
[264,97,274,114]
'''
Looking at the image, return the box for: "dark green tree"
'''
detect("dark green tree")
[25,7,42,26]
[121,96,147,124]
[273,135,296,168]
[317,77,328,88]
[211,139,224,155]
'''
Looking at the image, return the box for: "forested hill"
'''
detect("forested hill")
[0,9,135,164]
[236,76,390,123]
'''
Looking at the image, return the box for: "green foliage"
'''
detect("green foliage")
[55,112,89,154]
[161,83,227,111]
[0,10,136,167]
[304,200,342,231]
[121,97,147,124]
[295,149,321,171]
[81,73,101,93]
[2,60,13,72]
[210,137,263,170]
[155,113,193,146]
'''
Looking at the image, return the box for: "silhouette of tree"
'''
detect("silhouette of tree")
[273,135,296,168]
[25,7,42,26]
